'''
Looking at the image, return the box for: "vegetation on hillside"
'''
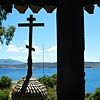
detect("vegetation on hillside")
[38,74,57,100]
[0,76,12,89]
[0,76,12,100]
[85,87,100,100]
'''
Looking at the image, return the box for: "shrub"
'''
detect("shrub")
[88,87,100,100]
[49,74,57,86]
[46,85,57,100]
[0,90,10,100]
[37,74,57,100]
[0,76,12,88]
[85,93,92,98]
[38,74,57,88]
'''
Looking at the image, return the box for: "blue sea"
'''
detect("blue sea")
[0,67,100,94]
[85,68,100,94]
[0,67,57,81]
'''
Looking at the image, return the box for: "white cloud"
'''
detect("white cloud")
[47,45,57,52]
[6,45,25,53]
[46,45,57,62]
[24,40,42,55]
[34,46,42,55]
[47,45,57,56]
[22,49,28,53]
[24,40,28,45]
[0,46,1,50]
[6,44,42,55]
[5,44,43,62]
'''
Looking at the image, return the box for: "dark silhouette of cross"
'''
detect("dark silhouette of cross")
[18,14,44,78]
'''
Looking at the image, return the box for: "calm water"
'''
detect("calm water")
[0,67,100,94]
[85,68,100,94]
[0,67,57,81]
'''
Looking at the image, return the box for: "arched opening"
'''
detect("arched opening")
[0,6,57,77]
[0,5,57,100]
[0,1,86,100]
[84,5,100,97]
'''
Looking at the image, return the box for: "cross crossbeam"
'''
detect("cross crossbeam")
[18,14,44,78]
[18,23,44,27]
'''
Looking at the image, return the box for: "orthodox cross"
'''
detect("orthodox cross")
[18,14,44,78]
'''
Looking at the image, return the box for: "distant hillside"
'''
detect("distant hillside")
[0,59,57,68]
[84,62,100,68]
[0,59,24,65]
[33,62,57,68]
[0,59,100,68]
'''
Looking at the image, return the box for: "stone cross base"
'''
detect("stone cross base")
[11,76,47,100]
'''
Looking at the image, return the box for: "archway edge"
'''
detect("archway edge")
[0,0,99,14]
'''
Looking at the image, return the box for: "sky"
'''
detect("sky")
[0,5,100,62]
[84,5,100,62]
[0,6,57,63]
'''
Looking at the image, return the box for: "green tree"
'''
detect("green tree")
[88,88,100,100]
[0,26,16,45]
[0,90,10,100]
[0,76,12,88]
[38,74,57,100]
[49,74,57,85]
[0,6,8,26]
[0,7,16,45]
[38,74,57,88]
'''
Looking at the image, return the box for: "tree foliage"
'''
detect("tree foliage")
[85,88,100,100]
[0,26,16,45]
[38,74,57,88]
[0,76,12,89]
[0,6,8,26]
[0,90,10,100]
[38,74,57,100]
[0,7,16,45]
